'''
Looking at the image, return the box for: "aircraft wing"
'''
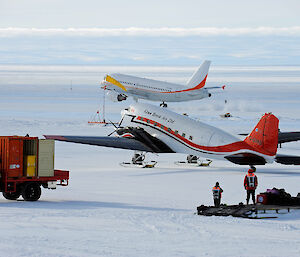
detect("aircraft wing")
[224,152,300,165]
[44,135,153,152]
[205,85,226,90]
[44,133,175,153]
[275,154,300,165]
[278,132,300,144]
[224,153,267,165]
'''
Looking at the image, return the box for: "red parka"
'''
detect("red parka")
[244,170,258,190]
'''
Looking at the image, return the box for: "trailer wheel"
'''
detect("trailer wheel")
[2,190,21,200]
[22,183,41,201]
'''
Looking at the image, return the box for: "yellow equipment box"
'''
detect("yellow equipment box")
[25,155,36,177]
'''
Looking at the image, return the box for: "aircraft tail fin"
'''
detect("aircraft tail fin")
[244,113,279,156]
[186,60,211,89]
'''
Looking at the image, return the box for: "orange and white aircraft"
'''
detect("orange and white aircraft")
[45,102,300,166]
[101,60,225,106]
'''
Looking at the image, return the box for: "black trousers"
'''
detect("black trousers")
[214,198,221,207]
[246,190,256,204]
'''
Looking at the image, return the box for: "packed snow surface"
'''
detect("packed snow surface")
[0,65,300,256]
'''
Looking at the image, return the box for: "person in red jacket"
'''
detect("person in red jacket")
[212,182,223,207]
[244,167,258,205]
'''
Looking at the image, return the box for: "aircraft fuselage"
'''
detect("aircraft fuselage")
[121,103,275,162]
[103,73,210,102]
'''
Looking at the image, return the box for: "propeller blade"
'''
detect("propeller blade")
[107,119,120,136]
[118,115,125,127]
[108,119,119,130]
[107,130,116,137]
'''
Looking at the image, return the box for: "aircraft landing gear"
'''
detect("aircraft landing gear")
[120,151,157,168]
[160,102,167,108]
[175,155,212,167]
[187,155,198,164]
[117,94,127,101]
[132,152,145,165]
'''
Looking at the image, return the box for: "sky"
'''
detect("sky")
[1,0,300,66]
[1,0,300,28]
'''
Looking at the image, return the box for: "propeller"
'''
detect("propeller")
[107,119,119,136]
[107,117,124,136]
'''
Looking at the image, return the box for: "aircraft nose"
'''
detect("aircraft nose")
[100,75,107,84]
[100,79,109,89]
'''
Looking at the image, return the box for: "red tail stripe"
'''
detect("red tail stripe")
[161,75,207,94]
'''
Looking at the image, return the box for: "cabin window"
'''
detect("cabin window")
[174,130,178,134]
[147,119,150,123]
[168,128,172,132]
[182,133,186,138]
[154,122,158,126]
[189,135,193,141]
[160,125,164,129]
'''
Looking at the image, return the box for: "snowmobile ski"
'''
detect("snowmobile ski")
[175,159,212,167]
[120,161,157,168]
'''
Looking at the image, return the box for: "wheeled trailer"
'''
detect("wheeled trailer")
[0,136,69,201]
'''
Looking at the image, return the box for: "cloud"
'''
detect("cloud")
[1,27,300,37]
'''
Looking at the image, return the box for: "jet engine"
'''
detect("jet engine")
[107,91,127,102]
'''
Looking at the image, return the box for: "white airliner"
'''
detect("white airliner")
[101,61,225,105]
[45,103,300,166]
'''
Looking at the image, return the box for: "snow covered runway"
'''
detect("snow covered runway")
[0,65,300,256]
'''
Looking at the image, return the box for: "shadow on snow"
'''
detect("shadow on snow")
[130,166,300,177]
[0,200,188,212]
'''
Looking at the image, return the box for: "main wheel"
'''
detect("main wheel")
[22,183,41,201]
[2,189,21,200]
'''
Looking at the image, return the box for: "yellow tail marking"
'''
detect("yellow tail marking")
[106,75,127,91]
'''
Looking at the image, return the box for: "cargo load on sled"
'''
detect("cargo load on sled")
[257,187,300,206]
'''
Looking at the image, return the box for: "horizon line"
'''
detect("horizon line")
[1,26,300,37]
